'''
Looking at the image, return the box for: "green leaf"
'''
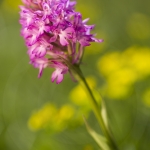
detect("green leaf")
[83,117,111,150]
[101,97,108,129]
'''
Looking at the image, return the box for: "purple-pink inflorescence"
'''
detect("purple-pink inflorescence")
[19,0,103,84]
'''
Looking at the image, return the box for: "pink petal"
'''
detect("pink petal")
[56,74,64,84]
[50,35,57,42]
[59,34,68,46]
[51,69,64,84]
[38,65,43,78]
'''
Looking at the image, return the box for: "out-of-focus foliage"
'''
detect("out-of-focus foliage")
[2,0,20,12]
[28,76,101,133]
[143,88,150,107]
[127,13,150,40]
[83,145,94,150]
[1,0,150,150]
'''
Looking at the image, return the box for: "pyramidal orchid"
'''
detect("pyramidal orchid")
[19,1,120,149]
[19,0,103,84]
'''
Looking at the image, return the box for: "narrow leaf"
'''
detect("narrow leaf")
[83,117,111,150]
[101,97,108,129]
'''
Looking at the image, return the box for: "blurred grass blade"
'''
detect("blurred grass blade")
[101,97,108,129]
[83,117,111,150]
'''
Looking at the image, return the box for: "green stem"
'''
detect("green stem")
[73,66,118,150]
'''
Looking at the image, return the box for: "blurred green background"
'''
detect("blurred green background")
[1,0,150,150]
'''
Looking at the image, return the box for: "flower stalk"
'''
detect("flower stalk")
[72,65,119,150]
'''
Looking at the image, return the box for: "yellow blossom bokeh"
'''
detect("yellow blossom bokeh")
[28,103,77,132]
[28,104,57,131]
[97,46,150,99]
[69,76,100,109]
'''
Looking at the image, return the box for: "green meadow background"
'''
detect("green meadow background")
[0,0,150,149]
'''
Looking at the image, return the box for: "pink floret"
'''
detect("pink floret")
[19,0,103,84]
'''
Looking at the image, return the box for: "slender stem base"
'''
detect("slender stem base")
[73,66,119,150]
